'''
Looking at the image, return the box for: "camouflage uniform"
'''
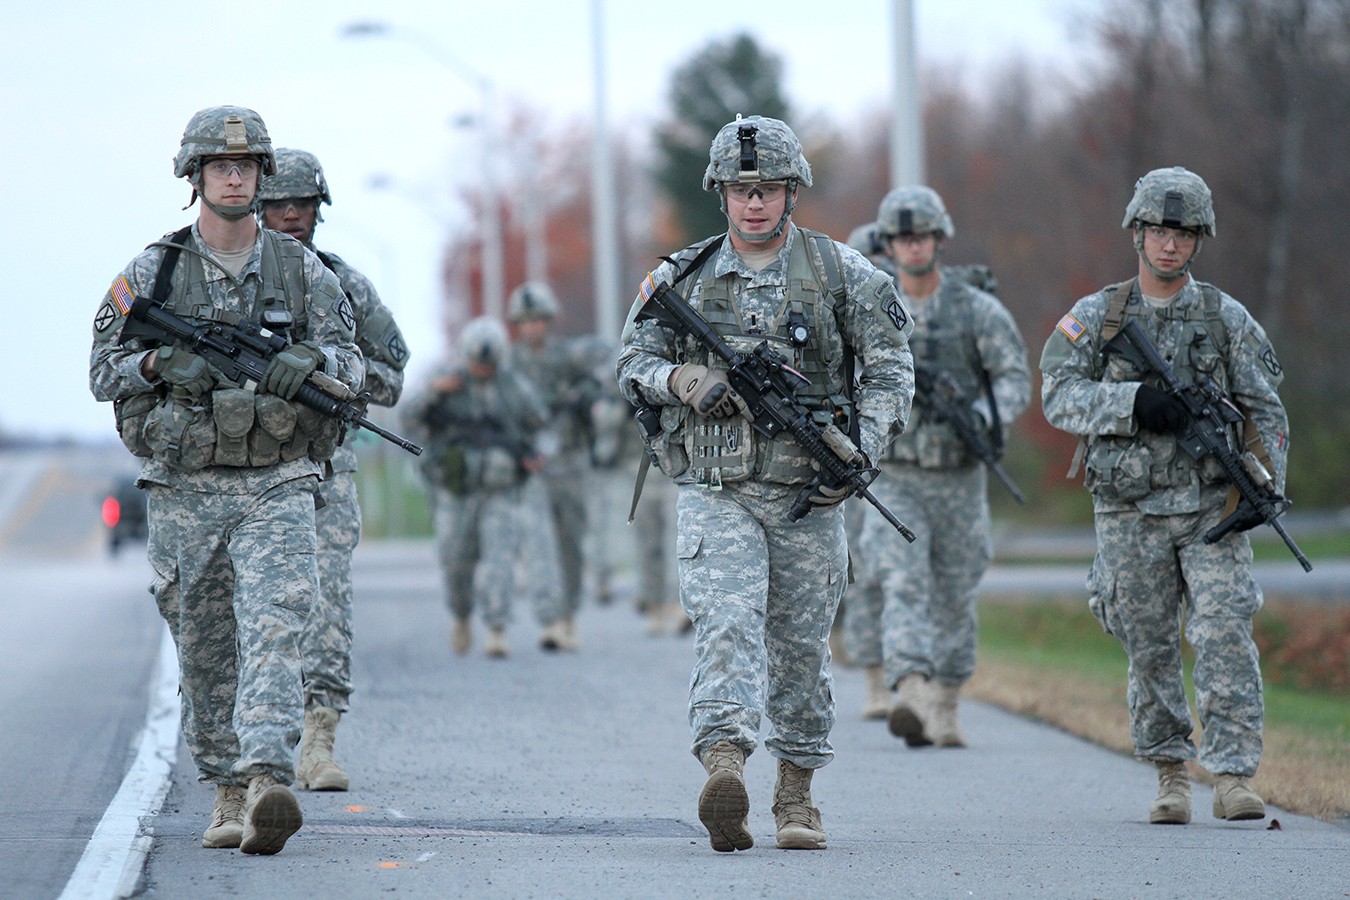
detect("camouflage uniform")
[512,333,609,626]
[89,219,363,787]
[1040,169,1288,779]
[307,252,406,712]
[616,223,913,767]
[403,340,554,636]
[1041,278,1286,774]
[847,272,1030,688]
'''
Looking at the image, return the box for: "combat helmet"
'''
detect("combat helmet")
[876,185,955,240]
[847,223,886,258]
[507,282,559,323]
[259,148,332,207]
[1123,166,1213,280]
[703,114,811,244]
[1122,166,1215,237]
[173,105,275,220]
[460,316,510,368]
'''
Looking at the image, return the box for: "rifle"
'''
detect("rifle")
[119,294,423,455]
[635,264,916,542]
[913,366,1025,503]
[1105,318,1310,572]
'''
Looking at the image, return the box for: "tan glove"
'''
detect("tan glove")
[669,364,745,419]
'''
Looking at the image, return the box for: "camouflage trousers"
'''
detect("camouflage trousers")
[1089,489,1264,775]
[677,480,847,769]
[845,463,990,687]
[305,470,360,712]
[539,450,591,619]
[434,483,550,629]
[147,476,317,786]
[633,472,676,611]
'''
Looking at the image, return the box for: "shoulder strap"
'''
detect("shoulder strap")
[1099,278,1137,342]
[151,226,194,303]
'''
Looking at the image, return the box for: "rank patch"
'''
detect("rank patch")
[1057,314,1086,341]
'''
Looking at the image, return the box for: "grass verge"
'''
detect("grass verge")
[969,597,1350,823]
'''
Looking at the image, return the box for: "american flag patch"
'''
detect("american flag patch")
[1057,313,1086,341]
[110,277,134,315]
[639,272,658,302]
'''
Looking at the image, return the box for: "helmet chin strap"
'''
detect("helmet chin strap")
[721,183,796,244]
[1134,227,1202,281]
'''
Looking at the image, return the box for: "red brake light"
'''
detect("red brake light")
[102,496,121,528]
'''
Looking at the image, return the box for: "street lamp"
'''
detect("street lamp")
[341,20,506,321]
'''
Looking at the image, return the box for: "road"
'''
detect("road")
[1,446,1346,898]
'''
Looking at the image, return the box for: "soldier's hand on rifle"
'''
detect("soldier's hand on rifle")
[150,346,214,398]
[262,341,324,400]
[1133,384,1188,435]
[669,364,745,419]
[806,473,851,509]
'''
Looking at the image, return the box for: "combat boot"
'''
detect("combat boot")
[239,773,303,855]
[451,618,471,655]
[862,666,891,720]
[559,616,580,651]
[1212,773,1266,821]
[887,673,933,747]
[201,784,246,849]
[485,627,509,658]
[697,741,753,852]
[1148,761,1191,824]
[297,707,349,792]
[772,759,827,850]
[539,621,564,652]
[929,682,967,747]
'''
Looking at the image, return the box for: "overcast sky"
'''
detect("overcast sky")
[1,0,1101,441]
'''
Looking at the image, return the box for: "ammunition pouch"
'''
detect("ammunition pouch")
[211,388,255,466]
[254,393,298,462]
[113,392,159,458]
[143,396,217,471]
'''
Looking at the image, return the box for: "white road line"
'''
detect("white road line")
[59,625,179,900]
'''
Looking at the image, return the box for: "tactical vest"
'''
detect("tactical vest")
[675,229,851,487]
[1081,278,1234,501]
[885,275,983,467]
[129,227,338,470]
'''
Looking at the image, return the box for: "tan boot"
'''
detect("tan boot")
[201,784,246,848]
[887,673,932,747]
[485,627,509,658]
[697,741,753,852]
[1148,761,1192,824]
[451,618,471,655]
[559,617,580,651]
[239,773,303,855]
[862,666,891,720]
[1212,773,1265,821]
[297,707,349,792]
[929,682,967,748]
[772,759,827,850]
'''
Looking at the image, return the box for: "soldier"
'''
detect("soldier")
[403,316,552,658]
[508,282,608,651]
[615,115,913,852]
[89,106,365,855]
[846,221,895,277]
[846,186,1031,744]
[259,148,410,792]
[1041,167,1287,825]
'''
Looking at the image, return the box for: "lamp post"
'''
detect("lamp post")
[342,20,506,321]
[890,0,925,187]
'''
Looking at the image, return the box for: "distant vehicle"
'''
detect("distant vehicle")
[102,479,147,556]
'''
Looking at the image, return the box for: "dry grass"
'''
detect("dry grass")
[967,659,1350,822]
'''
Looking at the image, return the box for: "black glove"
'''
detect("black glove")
[153,346,214,398]
[1133,384,1188,435]
[261,341,324,400]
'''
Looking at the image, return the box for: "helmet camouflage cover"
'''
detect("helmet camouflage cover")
[703,115,812,191]
[173,105,276,180]
[460,316,510,367]
[876,185,955,239]
[847,222,886,257]
[507,281,559,322]
[259,148,332,205]
[1122,166,1215,237]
